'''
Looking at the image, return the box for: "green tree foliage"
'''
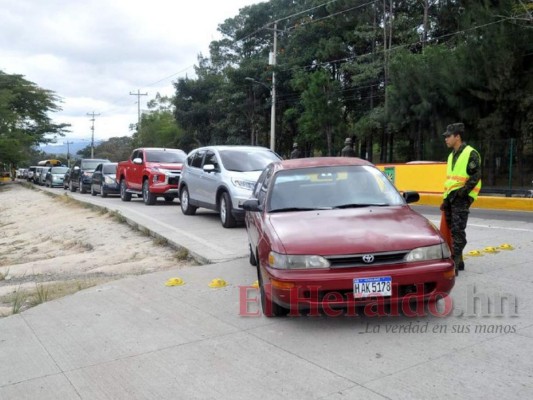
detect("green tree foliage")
[132,94,185,149]
[293,69,344,155]
[170,0,531,185]
[76,137,134,162]
[0,71,69,167]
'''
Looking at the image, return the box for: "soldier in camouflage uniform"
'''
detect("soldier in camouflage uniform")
[440,123,482,275]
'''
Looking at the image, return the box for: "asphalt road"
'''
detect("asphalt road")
[1,183,532,399]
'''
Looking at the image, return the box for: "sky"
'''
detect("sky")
[0,0,262,145]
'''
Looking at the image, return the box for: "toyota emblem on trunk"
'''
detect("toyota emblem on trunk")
[362,254,375,263]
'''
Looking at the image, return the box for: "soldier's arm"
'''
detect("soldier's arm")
[463,150,481,194]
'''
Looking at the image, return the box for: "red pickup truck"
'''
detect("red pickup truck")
[116,147,187,205]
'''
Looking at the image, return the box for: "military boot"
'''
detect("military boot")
[454,254,465,271]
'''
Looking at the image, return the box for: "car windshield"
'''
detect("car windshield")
[145,150,186,163]
[268,165,405,212]
[82,160,109,170]
[51,167,69,174]
[102,164,117,174]
[219,149,280,172]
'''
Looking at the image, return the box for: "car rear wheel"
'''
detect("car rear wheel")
[143,179,157,205]
[79,179,87,194]
[258,265,288,317]
[90,185,97,196]
[180,186,197,215]
[219,192,237,228]
[120,179,132,202]
[101,186,107,198]
[249,244,257,266]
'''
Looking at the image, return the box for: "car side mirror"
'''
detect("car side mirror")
[203,164,217,173]
[403,191,420,204]
[133,157,143,165]
[243,199,261,212]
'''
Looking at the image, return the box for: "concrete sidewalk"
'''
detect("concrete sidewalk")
[1,188,532,399]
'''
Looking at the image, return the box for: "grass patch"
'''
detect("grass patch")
[11,287,27,314]
[0,268,10,281]
[174,248,189,261]
[109,210,127,224]
[153,236,168,246]
[1,278,109,316]
[138,227,151,237]
[32,283,49,305]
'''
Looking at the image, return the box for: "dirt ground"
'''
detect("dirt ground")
[0,182,194,317]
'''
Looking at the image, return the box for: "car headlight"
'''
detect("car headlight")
[268,251,330,270]
[231,177,255,191]
[152,168,173,175]
[405,243,451,262]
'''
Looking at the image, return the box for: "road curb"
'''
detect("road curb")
[417,193,533,212]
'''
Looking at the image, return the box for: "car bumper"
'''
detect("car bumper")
[148,183,180,195]
[103,183,120,194]
[262,260,455,314]
[231,193,254,220]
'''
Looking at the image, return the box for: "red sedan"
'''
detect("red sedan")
[243,157,455,317]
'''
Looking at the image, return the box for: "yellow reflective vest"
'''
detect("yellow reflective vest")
[443,145,481,200]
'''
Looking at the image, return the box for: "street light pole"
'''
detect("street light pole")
[269,22,277,152]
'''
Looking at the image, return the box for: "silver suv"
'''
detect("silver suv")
[179,146,281,228]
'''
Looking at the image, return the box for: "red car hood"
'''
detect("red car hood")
[267,206,441,255]
[145,162,183,170]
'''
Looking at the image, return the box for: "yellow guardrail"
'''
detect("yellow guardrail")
[376,163,533,212]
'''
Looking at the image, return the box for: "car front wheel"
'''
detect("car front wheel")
[180,186,197,215]
[258,265,288,317]
[79,179,87,194]
[142,179,157,205]
[219,192,237,228]
[120,179,131,202]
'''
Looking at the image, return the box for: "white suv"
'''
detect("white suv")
[179,146,281,228]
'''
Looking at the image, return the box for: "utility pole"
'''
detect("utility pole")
[64,141,74,167]
[129,89,148,131]
[86,112,100,158]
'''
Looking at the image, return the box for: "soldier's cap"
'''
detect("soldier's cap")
[293,142,298,148]
[442,123,464,137]
[344,137,352,144]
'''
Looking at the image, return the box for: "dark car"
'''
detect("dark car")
[63,168,71,190]
[37,167,51,186]
[69,158,111,193]
[45,166,69,188]
[91,162,119,197]
[243,157,455,317]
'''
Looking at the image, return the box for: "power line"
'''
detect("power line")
[129,90,148,131]
[86,111,100,158]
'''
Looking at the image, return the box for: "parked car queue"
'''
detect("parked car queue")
[25,145,456,318]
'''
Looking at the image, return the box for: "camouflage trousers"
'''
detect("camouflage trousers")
[443,195,473,258]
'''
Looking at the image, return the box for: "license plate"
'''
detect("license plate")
[353,277,392,298]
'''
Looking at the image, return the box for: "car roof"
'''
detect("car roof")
[193,145,272,152]
[137,148,185,152]
[273,157,374,172]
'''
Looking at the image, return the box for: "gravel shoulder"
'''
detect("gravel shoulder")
[0,182,194,317]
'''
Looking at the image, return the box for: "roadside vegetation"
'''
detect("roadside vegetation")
[2,1,531,185]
